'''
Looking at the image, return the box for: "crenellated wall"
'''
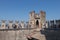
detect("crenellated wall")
[0,20,26,29]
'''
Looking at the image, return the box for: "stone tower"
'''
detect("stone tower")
[40,11,46,28]
[29,10,46,29]
[29,11,35,28]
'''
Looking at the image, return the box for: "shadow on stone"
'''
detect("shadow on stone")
[40,28,60,40]
[27,37,39,40]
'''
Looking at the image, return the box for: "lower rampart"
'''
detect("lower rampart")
[0,28,60,40]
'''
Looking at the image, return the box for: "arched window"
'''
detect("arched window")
[36,20,39,26]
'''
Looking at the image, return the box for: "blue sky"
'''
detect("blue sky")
[0,0,60,21]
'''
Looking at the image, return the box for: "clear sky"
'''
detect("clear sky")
[0,0,60,21]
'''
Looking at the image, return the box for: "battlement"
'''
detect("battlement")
[0,10,46,30]
[0,20,30,29]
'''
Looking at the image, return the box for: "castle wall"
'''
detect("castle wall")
[0,29,46,40]
[0,29,60,40]
[0,30,29,40]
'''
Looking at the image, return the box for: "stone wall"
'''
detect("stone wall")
[0,29,60,40]
[0,28,45,40]
[0,30,30,40]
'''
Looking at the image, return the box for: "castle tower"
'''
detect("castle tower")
[40,11,46,28]
[8,20,13,29]
[1,20,6,29]
[29,10,46,29]
[15,20,19,28]
[29,11,35,28]
[29,11,41,28]
[29,11,35,20]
